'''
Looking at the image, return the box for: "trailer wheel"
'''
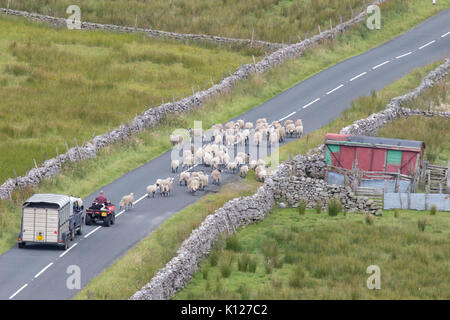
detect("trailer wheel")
[111,212,115,225]
[18,242,26,249]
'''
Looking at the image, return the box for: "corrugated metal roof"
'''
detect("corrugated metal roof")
[23,194,70,208]
[325,134,424,151]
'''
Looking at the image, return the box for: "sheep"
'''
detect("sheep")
[171,159,180,173]
[226,161,238,173]
[188,128,204,140]
[156,178,163,188]
[160,178,174,196]
[226,134,236,146]
[295,119,303,127]
[214,134,223,145]
[76,198,83,208]
[203,152,213,166]
[146,184,157,198]
[179,171,191,186]
[169,134,183,146]
[249,160,258,170]
[119,192,134,211]
[235,156,245,167]
[236,119,244,129]
[182,155,194,169]
[187,177,200,194]
[224,121,235,130]
[240,165,249,178]
[183,150,193,158]
[195,148,205,164]
[277,126,285,142]
[253,131,263,146]
[211,169,221,185]
[257,169,267,182]
[211,156,221,169]
[269,131,279,145]
[255,165,265,176]
[244,122,254,130]
[199,173,209,190]
[160,183,170,197]
[294,125,303,138]
[284,119,294,127]
[286,123,295,136]
[221,153,231,167]
[257,159,266,167]
[256,118,267,125]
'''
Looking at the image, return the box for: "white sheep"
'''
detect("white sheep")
[171,159,180,173]
[211,169,221,185]
[240,165,249,178]
[169,134,183,146]
[179,171,191,186]
[253,131,263,146]
[187,177,200,194]
[146,184,157,198]
[295,119,303,127]
[257,169,267,182]
[226,161,238,173]
[183,155,194,169]
[295,125,303,138]
[244,122,253,130]
[119,192,134,211]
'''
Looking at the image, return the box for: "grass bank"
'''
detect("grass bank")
[174,208,449,299]
[73,60,448,299]
[0,1,447,252]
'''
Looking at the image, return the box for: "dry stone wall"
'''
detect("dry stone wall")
[0,1,386,200]
[131,59,450,300]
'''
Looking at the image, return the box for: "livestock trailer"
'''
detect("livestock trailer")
[18,194,83,250]
[324,133,425,191]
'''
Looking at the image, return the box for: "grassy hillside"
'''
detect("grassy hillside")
[0,15,256,183]
[0,0,415,43]
[174,208,449,299]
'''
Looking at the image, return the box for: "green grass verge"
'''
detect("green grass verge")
[73,60,448,300]
[0,0,447,253]
[74,177,261,300]
[174,208,449,299]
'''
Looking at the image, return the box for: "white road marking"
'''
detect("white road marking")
[396,51,412,59]
[133,194,147,205]
[418,40,435,50]
[441,31,450,38]
[349,72,367,82]
[34,262,54,279]
[84,226,102,239]
[301,98,320,109]
[115,209,125,218]
[9,283,28,300]
[372,60,390,70]
[59,242,78,258]
[278,111,296,122]
[326,84,344,95]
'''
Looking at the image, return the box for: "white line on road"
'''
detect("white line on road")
[349,72,367,82]
[301,98,320,109]
[278,111,296,121]
[419,40,435,50]
[326,84,344,95]
[9,283,28,300]
[133,194,147,205]
[441,31,450,38]
[34,262,54,279]
[396,51,412,59]
[115,209,125,218]
[59,242,78,258]
[84,226,102,239]
[372,60,390,70]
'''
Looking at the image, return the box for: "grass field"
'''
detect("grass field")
[174,208,449,299]
[2,0,375,43]
[0,0,447,253]
[0,15,257,183]
[72,61,448,299]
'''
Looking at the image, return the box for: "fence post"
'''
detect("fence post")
[425,185,429,210]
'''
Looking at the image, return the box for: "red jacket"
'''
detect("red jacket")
[94,195,107,204]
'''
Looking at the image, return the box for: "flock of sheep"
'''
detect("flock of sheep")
[117,117,303,210]
[145,117,304,198]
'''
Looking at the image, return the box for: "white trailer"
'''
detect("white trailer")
[18,194,83,250]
